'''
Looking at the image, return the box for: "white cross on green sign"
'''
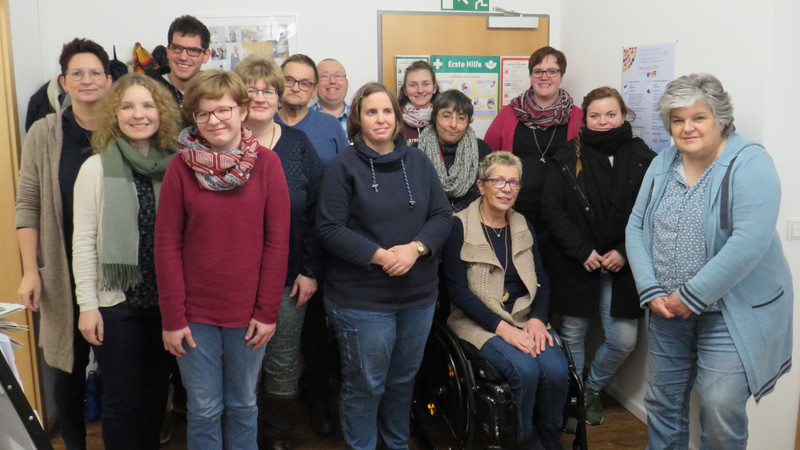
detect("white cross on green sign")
[441,0,489,12]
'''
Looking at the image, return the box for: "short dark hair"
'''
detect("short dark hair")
[347,82,403,143]
[168,15,211,49]
[432,89,474,123]
[58,38,110,76]
[281,54,319,84]
[528,46,567,75]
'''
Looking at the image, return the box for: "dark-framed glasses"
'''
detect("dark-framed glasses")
[246,88,278,99]
[284,76,315,91]
[65,69,106,81]
[319,73,347,82]
[193,105,237,124]
[167,43,205,58]
[484,178,522,191]
[531,68,561,78]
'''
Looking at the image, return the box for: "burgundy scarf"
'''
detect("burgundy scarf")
[178,126,260,191]
[511,87,574,130]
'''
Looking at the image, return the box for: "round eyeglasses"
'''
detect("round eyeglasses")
[193,105,237,124]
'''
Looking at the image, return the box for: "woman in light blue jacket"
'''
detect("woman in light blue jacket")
[625,73,792,450]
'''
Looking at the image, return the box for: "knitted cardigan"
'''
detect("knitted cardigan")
[15,110,76,372]
[447,200,539,350]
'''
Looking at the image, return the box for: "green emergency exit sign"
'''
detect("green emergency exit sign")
[442,0,490,12]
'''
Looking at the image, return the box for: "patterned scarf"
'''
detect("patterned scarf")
[178,126,260,191]
[402,103,433,128]
[510,87,574,130]
[417,123,479,198]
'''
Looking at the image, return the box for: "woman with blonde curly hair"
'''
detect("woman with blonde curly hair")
[72,72,181,449]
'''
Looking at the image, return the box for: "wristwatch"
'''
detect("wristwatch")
[414,241,425,256]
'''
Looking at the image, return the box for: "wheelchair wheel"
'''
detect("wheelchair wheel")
[412,322,473,450]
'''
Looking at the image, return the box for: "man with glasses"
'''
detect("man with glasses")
[276,54,348,167]
[148,15,210,109]
[310,58,350,133]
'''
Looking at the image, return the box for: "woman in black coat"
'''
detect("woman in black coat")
[541,86,655,427]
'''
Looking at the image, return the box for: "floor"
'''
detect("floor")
[50,391,648,449]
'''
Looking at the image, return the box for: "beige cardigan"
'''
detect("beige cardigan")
[447,200,540,350]
[72,155,126,312]
[15,110,77,373]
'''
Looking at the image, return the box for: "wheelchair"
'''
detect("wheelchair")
[411,317,589,450]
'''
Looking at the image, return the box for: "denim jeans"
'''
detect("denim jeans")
[466,336,569,448]
[93,302,172,450]
[177,322,265,450]
[325,298,435,450]
[263,286,307,397]
[646,312,750,450]
[558,272,638,390]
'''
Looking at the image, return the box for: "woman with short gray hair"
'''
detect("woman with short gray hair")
[626,73,793,449]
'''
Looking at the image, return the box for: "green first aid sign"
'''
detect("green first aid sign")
[441,0,489,12]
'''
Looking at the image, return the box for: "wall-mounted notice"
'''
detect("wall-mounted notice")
[621,42,676,153]
[395,55,430,95]
[202,16,297,71]
[430,55,500,120]
[500,56,529,107]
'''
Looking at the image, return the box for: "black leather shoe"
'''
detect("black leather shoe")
[308,404,335,436]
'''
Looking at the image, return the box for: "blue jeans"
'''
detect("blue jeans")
[93,302,172,450]
[558,272,638,390]
[263,286,307,397]
[176,322,265,450]
[325,298,435,450]
[466,336,568,448]
[646,312,750,450]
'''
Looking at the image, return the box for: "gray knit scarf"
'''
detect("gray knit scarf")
[417,123,479,198]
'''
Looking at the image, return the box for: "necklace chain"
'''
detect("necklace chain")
[267,122,277,149]
[479,201,509,271]
[533,128,557,163]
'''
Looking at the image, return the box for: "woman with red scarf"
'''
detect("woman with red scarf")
[485,46,583,245]
[154,70,290,449]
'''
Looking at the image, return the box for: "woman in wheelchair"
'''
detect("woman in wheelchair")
[441,151,570,450]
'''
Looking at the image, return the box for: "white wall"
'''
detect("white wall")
[9,0,800,448]
[561,1,800,449]
[8,0,562,139]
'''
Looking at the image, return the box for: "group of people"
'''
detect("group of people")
[14,12,792,450]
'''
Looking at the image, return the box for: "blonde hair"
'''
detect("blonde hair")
[233,53,285,97]
[91,73,182,152]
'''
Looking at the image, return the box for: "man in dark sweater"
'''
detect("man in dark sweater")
[147,15,209,114]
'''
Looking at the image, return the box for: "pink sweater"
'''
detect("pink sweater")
[484,104,583,151]
[155,147,290,331]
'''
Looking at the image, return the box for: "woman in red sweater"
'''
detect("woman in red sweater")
[154,70,290,449]
[484,46,583,244]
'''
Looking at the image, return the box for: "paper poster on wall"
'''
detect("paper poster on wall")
[395,55,430,95]
[621,42,676,153]
[500,57,529,107]
[202,16,297,71]
[430,55,500,120]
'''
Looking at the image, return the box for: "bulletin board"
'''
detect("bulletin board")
[378,11,550,90]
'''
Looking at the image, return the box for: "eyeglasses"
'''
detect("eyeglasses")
[167,43,206,58]
[193,105,237,124]
[484,178,522,191]
[65,69,106,81]
[246,88,278,99]
[319,73,347,82]
[531,68,561,78]
[284,76,315,91]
